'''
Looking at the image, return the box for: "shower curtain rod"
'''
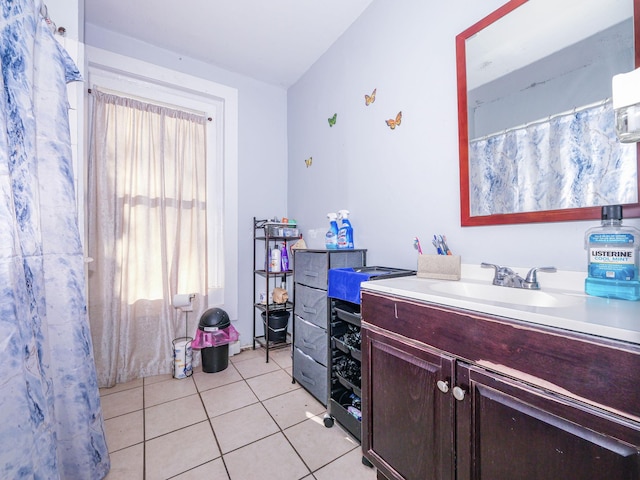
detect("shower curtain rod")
[87,87,213,122]
[472,97,612,143]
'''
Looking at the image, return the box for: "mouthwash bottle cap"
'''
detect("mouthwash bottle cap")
[601,205,623,221]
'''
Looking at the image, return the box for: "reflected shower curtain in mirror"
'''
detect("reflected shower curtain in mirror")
[469,100,638,216]
[0,1,109,478]
[88,90,208,388]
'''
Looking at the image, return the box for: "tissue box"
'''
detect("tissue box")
[417,255,461,281]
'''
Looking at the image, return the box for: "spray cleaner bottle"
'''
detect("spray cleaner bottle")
[337,210,354,249]
[325,213,339,249]
[585,205,640,301]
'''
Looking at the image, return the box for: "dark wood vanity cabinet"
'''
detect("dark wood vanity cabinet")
[361,290,640,480]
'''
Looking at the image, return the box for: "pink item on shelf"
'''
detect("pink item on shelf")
[191,324,239,349]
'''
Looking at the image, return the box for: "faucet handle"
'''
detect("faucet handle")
[481,262,515,285]
[481,262,500,283]
[524,266,557,289]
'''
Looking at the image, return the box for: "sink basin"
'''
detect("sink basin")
[426,281,582,308]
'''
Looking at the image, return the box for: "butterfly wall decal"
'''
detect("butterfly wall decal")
[305,156,313,168]
[385,111,402,130]
[365,88,377,106]
[328,113,337,127]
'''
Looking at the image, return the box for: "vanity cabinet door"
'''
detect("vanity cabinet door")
[456,363,640,480]
[362,327,455,480]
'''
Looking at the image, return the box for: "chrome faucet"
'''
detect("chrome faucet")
[481,263,556,290]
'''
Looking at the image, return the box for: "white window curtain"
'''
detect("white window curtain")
[88,90,209,387]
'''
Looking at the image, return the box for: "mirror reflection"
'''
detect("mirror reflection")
[457,0,640,225]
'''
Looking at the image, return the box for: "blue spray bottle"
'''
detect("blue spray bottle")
[337,210,354,249]
[325,213,339,249]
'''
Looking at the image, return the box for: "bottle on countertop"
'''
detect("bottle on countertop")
[584,204,640,301]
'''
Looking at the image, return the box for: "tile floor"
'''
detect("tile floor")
[100,346,377,480]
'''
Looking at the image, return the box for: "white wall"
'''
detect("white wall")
[287,0,640,273]
[85,25,289,347]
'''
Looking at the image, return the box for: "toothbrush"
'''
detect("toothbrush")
[432,235,443,255]
[413,237,423,254]
[440,235,452,255]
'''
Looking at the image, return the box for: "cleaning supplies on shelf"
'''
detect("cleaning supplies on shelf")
[270,247,281,272]
[280,243,289,271]
[585,204,640,301]
[337,210,354,249]
[325,213,339,249]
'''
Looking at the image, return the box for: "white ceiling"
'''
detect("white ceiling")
[466,0,632,90]
[84,0,375,88]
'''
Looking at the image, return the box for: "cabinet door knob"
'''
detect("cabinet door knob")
[452,386,466,401]
[436,380,449,393]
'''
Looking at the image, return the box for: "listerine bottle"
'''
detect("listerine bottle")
[585,205,640,301]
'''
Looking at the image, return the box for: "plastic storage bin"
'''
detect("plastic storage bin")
[192,308,239,373]
[261,310,290,343]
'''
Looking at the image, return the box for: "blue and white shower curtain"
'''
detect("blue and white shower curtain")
[0,1,109,478]
[469,100,638,216]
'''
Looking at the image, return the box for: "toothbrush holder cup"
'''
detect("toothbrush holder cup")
[417,254,461,281]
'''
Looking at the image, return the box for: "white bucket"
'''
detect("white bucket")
[172,336,193,379]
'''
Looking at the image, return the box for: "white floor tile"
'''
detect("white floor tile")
[144,393,207,440]
[269,347,293,369]
[314,447,377,480]
[223,433,309,480]
[211,402,279,453]
[246,368,299,401]
[284,415,359,471]
[172,458,229,479]
[99,348,372,479]
[145,421,220,480]
[232,355,281,379]
[104,443,143,480]
[101,387,143,420]
[262,388,326,430]
[99,378,143,397]
[144,376,197,407]
[200,380,258,418]
[192,364,242,393]
[104,410,144,453]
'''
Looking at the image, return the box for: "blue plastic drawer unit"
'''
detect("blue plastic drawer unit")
[328,267,415,304]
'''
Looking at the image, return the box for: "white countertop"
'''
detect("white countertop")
[360,264,640,345]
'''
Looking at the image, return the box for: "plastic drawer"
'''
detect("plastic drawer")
[294,252,329,289]
[294,284,327,328]
[334,304,362,327]
[332,336,362,362]
[294,315,328,366]
[294,251,366,289]
[293,347,328,405]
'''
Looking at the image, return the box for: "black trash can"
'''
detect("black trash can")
[261,310,290,343]
[198,308,231,373]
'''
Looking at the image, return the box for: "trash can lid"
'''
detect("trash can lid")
[198,308,230,330]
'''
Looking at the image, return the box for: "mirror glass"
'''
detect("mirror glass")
[457,0,640,226]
